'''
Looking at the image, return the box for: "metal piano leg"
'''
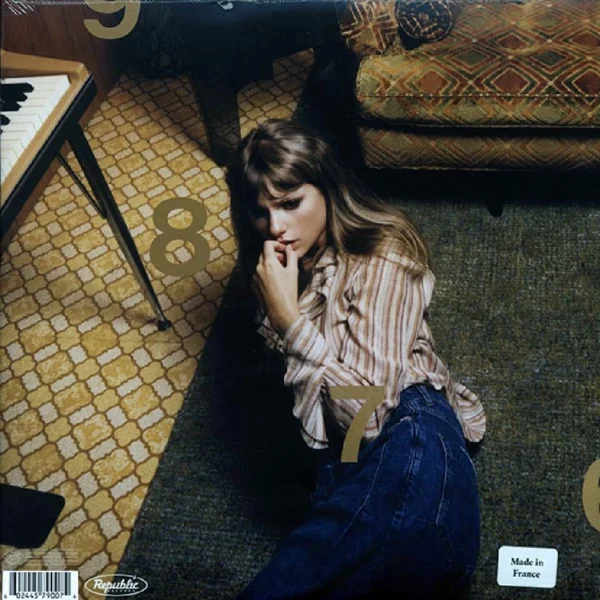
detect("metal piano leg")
[66,123,172,331]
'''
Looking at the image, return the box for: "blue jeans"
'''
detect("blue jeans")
[237,384,481,600]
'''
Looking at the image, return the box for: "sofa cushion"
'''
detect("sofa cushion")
[356,0,600,128]
[358,125,600,170]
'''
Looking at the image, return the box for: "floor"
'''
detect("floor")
[0,48,314,597]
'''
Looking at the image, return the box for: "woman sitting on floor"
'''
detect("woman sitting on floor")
[226,118,486,600]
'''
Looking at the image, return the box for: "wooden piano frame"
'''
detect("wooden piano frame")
[1,49,171,330]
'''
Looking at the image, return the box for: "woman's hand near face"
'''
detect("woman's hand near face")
[254,241,301,337]
[274,241,286,265]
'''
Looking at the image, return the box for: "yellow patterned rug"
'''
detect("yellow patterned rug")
[0,49,313,598]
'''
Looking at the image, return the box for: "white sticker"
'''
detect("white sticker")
[497,546,558,588]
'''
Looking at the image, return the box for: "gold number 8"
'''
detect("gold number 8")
[83,0,140,40]
[329,386,385,463]
[582,459,600,532]
[149,198,210,277]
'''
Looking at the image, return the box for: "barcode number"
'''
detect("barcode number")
[2,571,78,599]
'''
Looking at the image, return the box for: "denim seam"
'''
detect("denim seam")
[416,406,464,440]
[435,433,449,527]
[332,436,392,549]
[382,414,413,438]
[435,434,459,572]
[363,415,420,581]
[411,384,465,436]
[390,413,421,531]
[414,383,436,406]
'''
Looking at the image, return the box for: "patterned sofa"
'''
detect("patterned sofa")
[337,0,600,171]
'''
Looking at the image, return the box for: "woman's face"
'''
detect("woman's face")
[250,181,327,260]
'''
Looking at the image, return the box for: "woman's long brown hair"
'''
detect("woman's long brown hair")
[226,119,431,292]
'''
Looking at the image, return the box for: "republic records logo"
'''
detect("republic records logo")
[84,574,149,597]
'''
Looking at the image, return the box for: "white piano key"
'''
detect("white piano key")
[2,130,31,141]
[2,147,18,165]
[2,137,27,154]
[13,80,67,125]
[1,75,69,113]
[7,130,36,147]
[1,159,16,183]
[2,128,34,149]
[1,75,70,87]
[1,145,19,168]
[0,112,44,129]
[14,96,51,107]
[0,74,71,185]
[3,102,51,120]
[1,117,38,139]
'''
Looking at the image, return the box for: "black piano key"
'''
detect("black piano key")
[3,82,34,97]
[8,82,35,101]
[1,82,35,112]
[1,99,21,112]
[0,114,8,126]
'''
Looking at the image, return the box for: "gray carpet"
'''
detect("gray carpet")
[118,177,600,599]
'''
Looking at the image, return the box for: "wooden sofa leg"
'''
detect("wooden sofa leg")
[486,198,505,217]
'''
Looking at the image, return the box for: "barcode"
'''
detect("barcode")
[2,571,78,599]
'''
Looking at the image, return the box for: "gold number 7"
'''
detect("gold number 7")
[329,386,385,463]
[83,0,140,40]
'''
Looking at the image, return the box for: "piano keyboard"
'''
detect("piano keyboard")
[1,75,70,186]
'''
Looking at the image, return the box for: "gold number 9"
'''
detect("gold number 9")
[149,198,210,277]
[83,0,140,40]
[582,459,600,532]
[330,386,385,463]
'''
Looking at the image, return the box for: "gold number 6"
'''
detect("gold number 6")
[329,386,385,463]
[83,0,140,40]
[582,459,600,532]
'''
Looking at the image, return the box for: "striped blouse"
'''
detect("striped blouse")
[255,241,486,450]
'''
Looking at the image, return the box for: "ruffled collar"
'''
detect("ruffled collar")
[302,244,338,298]
[255,245,340,352]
